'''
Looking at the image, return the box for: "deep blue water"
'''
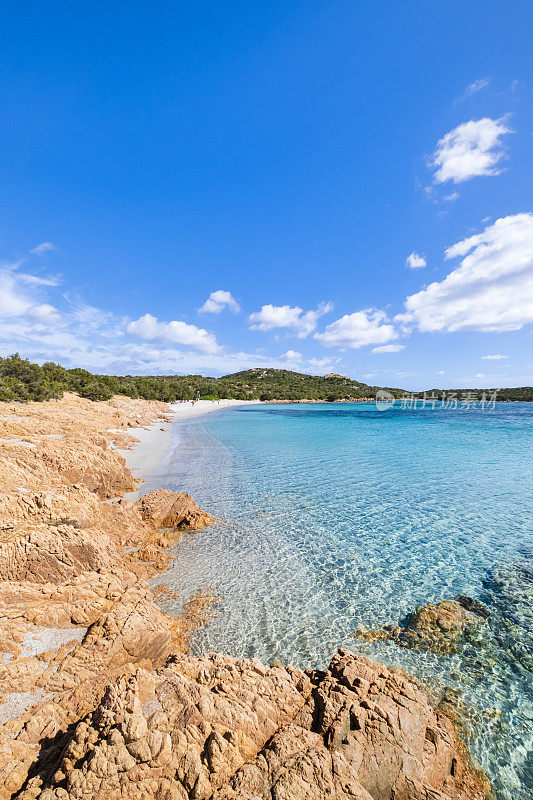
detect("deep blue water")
[146,401,533,800]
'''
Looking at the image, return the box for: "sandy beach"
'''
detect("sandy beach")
[0,391,492,800]
[117,399,260,480]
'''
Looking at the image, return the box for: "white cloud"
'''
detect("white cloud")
[0,270,31,317]
[372,344,405,353]
[198,289,240,314]
[406,252,426,269]
[0,322,341,378]
[30,242,56,256]
[127,313,220,353]
[27,304,62,325]
[249,301,333,338]
[455,78,491,104]
[68,299,115,330]
[307,356,342,370]
[0,248,348,378]
[430,117,512,184]
[0,264,60,323]
[0,252,342,377]
[314,309,398,349]
[397,213,533,333]
[443,192,459,202]
[281,349,302,361]
[482,354,508,360]
[19,274,59,287]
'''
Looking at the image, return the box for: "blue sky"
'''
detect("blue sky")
[1,1,532,390]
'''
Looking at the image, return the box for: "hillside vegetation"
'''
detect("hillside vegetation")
[1,354,531,403]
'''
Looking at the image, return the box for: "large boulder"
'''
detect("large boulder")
[134,489,214,532]
[19,649,489,800]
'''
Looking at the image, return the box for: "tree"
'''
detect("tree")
[77,381,113,401]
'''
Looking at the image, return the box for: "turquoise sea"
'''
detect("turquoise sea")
[146,401,533,800]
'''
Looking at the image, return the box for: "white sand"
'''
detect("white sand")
[0,627,87,723]
[2,626,87,665]
[111,421,174,479]
[0,438,36,448]
[0,690,48,724]
[20,626,87,659]
[118,399,260,483]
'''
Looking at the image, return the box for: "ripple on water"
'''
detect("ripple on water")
[145,402,533,800]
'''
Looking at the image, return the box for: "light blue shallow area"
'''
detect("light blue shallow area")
[147,402,533,800]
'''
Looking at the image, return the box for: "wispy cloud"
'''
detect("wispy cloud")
[308,356,341,370]
[372,344,405,353]
[454,78,491,104]
[30,242,56,256]
[482,354,508,360]
[0,262,61,322]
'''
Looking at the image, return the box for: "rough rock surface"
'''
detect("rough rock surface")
[0,395,215,798]
[135,488,215,532]
[18,649,489,800]
[355,596,489,655]
[0,522,123,584]
[0,395,489,799]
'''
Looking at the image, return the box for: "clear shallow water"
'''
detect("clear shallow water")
[147,402,533,800]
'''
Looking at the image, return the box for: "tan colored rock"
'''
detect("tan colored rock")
[0,394,215,798]
[354,596,489,655]
[134,489,214,532]
[0,392,170,498]
[398,598,487,654]
[18,650,488,800]
[0,523,123,584]
[0,395,490,800]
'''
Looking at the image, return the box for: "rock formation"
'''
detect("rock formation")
[0,394,216,797]
[0,394,489,799]
[135,488,215,533]
[17,649,489,800]
[354,596,489,655]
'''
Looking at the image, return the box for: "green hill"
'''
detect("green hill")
[215,368,394,401]
[0,354,531,403]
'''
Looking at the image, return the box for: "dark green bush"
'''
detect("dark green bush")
[77,381,114,401]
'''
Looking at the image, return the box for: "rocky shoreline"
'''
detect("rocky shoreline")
[0,393,490,799]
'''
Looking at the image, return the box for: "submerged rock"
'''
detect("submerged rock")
[487,560,533,630]
[0,396,491,800]
[18,649,490,800]
[398,597,488,654]
[355,596,489,655]
[483,559,533,671]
